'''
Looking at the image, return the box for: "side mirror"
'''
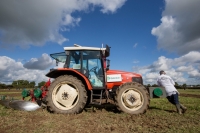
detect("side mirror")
[106,59,110,71]
[105,45,110,57]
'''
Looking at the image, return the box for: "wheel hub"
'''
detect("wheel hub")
[54,84,78,108]
[128,95,135,104]
[122,90,142,108]
[62,92,69,100]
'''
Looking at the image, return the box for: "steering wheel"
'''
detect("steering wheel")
[89,66,98,72]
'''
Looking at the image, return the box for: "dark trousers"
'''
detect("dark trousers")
[167,92,179,105]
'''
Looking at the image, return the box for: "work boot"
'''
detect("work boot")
[175,104,182,114]
[180,104,187,113]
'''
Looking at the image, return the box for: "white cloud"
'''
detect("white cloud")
[152,0,200,55]
[176,66,194,72]
[0,56,49,84]
[145,72,158,79]
[133,51,200,85]
[0,0,126,48]
[133,43,138,48]
[146,56,173,72]
[23,53,54,70]
[188,69,200,79]
[133,60,139,64]
[173,51,200,65]
[198,66,200,70]
[90,0,127,13]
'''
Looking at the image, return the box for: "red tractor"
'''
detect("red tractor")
[45,44,150,114]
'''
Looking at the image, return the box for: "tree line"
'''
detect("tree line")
[145,82,200,89]
[0,80,47,89]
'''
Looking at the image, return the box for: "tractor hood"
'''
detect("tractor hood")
[107,70,142,77]
[106,70,143,84]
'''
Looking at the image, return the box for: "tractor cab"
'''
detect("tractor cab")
[49,44,110,88]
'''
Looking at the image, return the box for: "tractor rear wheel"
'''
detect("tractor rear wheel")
[115,82,150,114]
[46,75,87,114]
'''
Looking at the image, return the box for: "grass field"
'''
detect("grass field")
[0,89,200,133]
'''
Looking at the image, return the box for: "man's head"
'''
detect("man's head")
[159,70,165,75]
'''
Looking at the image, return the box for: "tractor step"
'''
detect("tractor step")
[90,90,104,105]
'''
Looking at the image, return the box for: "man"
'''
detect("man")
[157,70,187,114]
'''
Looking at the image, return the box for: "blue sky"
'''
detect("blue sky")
[0,0,200,85]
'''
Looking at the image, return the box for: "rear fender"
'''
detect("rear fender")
[46,68,92,90]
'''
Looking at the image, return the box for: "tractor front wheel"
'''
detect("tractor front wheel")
[46,75,87,114]
[115,82,150,115]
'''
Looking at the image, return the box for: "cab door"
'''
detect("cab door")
[82,50,105,88]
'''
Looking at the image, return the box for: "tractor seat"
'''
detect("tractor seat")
[83,68,89,78]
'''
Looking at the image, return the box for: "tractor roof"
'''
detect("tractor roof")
[64,44,106,51]
[63,44,110,57]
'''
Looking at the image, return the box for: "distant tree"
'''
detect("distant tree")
[38,81,46,88]
[12,81,18,88]
[147,84,151,87]
[23,80,29,88]
[12,80,23,89]
[182,83,187,90]
[17,80,24,89]
[152,84,158,87]
[12,80,35,89]
[7,85,13,89]
[175,82,181,89]
[29,81,36,88]
[0,83,6,89]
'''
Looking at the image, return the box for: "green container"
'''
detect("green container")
[153,88,163,97]
[21,89,29,97]
[34,88,42,98]
[1,95,6,100]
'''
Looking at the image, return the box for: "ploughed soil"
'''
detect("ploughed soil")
[1,89,200,99]
[180,93,200,98]
[0,89,200,133]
